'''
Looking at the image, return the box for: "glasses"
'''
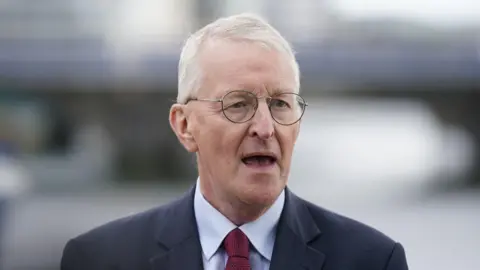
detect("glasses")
[186,90,308,125]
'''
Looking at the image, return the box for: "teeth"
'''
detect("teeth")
[242,156,274,165]
[258,157,271,166]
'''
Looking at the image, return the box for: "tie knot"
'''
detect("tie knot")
[223,228,250,258]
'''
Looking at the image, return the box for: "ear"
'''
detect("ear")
[169,104,198,152]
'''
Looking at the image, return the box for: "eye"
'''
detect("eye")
[270,99,290,108]
[225,101,248,110]
[231,102,247,108]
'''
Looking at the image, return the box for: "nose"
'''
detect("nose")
[248,102,274,140]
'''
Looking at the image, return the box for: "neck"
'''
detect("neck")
[198,178,269,226]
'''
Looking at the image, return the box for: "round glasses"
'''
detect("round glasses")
[186,90,308,125]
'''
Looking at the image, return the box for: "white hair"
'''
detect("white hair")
[177,13,300,104]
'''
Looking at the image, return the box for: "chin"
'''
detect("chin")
[239,180,283,206]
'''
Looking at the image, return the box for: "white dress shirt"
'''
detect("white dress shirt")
[194,179,285,270]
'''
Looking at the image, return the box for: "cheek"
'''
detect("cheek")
[219,128,244,156]
[197,118,244,161]
[218,127,249,168]
[278,127,299,159]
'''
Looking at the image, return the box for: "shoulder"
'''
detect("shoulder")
[293,196,409,269]
[305,197,396,243]
[69,204,165,244]
[61,196,182,268]
[66,188,192,246]
[297,196,403,260]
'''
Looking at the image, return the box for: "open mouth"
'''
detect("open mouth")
[241,155,277,167]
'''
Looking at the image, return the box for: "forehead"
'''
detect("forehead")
[198,40,297,97]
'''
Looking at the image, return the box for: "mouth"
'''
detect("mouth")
[241,152,278,168]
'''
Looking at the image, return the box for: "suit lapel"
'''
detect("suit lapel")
[148,185,326,270]
[149,185,204,270]
[270,188,326,270]
[149,235,203,270]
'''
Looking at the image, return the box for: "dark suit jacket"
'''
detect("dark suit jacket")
[61,185,409,270]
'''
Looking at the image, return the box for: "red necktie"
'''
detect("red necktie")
[224,228,251,270]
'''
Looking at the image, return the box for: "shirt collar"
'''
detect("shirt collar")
[194,178,285,262]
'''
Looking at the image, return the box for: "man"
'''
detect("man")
[61,13,409,270]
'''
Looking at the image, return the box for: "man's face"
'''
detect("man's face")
[172,40,301,208]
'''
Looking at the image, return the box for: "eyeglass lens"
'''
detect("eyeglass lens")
[221,91,305,125]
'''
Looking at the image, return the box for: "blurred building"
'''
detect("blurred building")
[0,0,479,189]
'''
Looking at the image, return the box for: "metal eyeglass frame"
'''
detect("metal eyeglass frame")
[185,90,308,126]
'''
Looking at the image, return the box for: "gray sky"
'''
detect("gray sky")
[331,0,480,28]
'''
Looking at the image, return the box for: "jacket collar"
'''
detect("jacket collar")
[149,184,326,270]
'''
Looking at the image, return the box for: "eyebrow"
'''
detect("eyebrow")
[270,88,296,94]
[226,88,295,96]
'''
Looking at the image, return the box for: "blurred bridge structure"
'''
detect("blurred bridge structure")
[1,0,479,187]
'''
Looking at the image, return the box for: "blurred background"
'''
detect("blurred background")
[0,0,479,269]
